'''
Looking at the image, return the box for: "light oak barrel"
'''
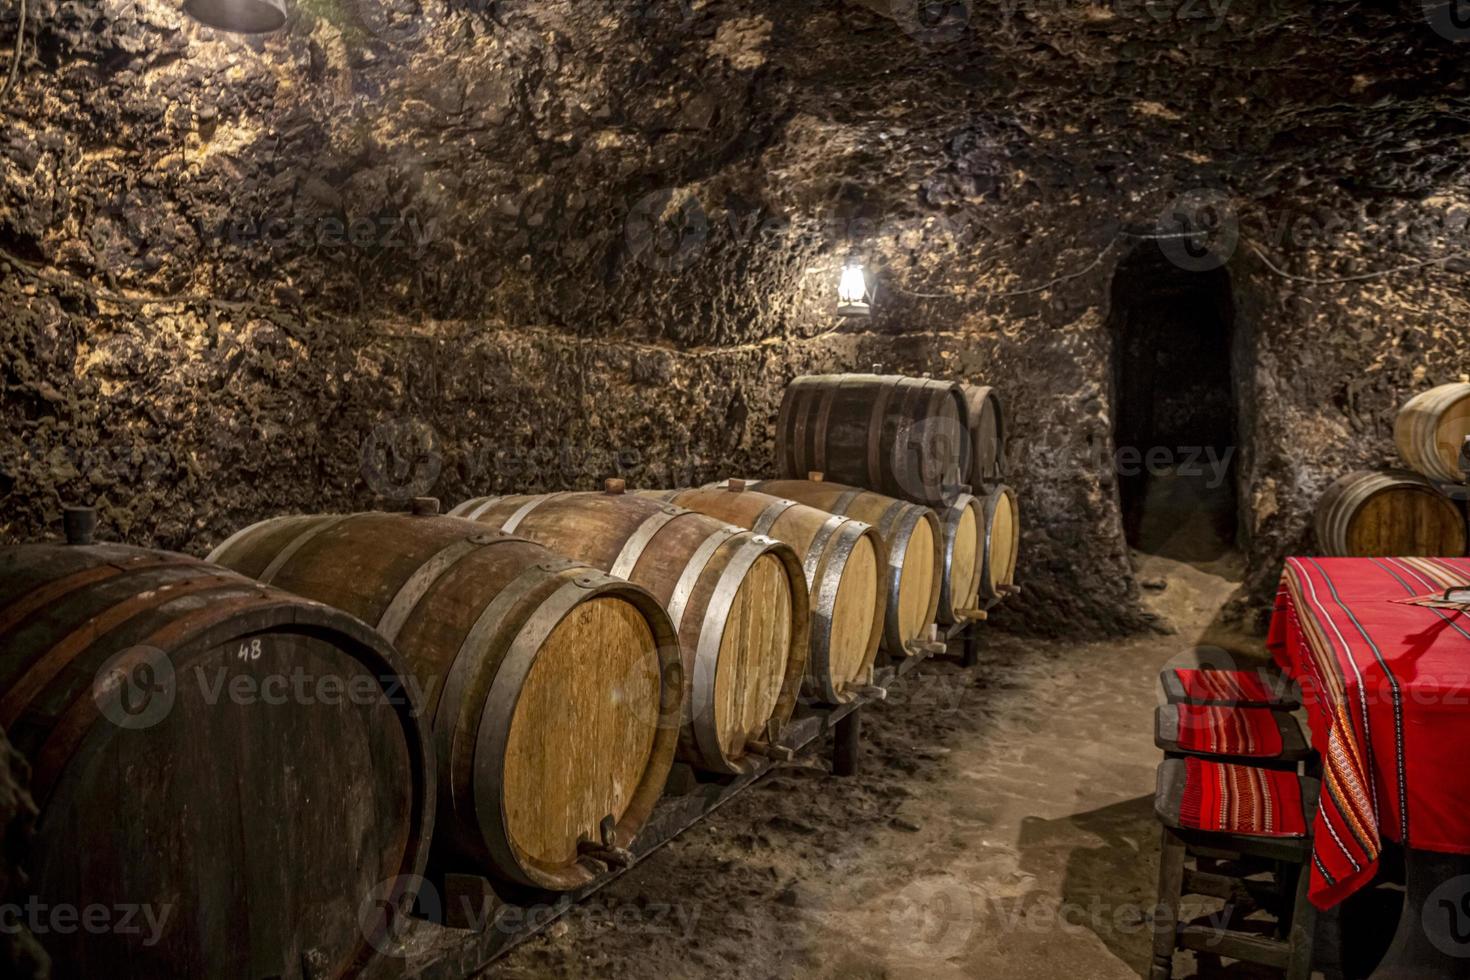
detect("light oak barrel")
[1314,470,1467,557]
[935,492,985,624]
[979,484,1021,603]
[209,512,681,892]
[0,542,434,979]
[1395,382,1470,484]
[641,485,885,704]
[961,383,1007,485]
[775,374,971,508]
[732,478,942,656]
[448,491,810,774]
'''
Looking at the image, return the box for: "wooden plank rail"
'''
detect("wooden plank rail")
[374,619,983,980]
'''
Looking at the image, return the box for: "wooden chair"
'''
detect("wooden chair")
[1152,757,1321,980]
[1154,703,1312,772]
[1159,665,1300,710]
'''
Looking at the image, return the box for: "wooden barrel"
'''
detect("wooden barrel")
[936,493,985,625]
[735,478,942,656]
[980,484,1021,603]
[642,484,885,704]
[208,511,681,891]
[1396,382,1470,484]
[776,374,970,508]
[448,490,810,774]
[0,541,434,979]
[1314,470,1468,557]
[0,726,42,978]
[961,383,1007,485]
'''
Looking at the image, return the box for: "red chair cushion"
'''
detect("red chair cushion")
[1172,668,1281,706]
[1178,758,1308,838]
[1175,705,1286,758]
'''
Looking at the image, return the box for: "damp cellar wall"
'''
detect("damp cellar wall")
[0,1,1468,636]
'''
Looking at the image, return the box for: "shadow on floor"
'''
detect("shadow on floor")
[1015,793,1404,979]
[1016,794,1161,977]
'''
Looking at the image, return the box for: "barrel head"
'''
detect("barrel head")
[33,628,422,979]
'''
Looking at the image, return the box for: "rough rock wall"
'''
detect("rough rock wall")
[2,0,1467,637]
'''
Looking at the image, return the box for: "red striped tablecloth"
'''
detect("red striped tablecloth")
[1268,556,1470,908]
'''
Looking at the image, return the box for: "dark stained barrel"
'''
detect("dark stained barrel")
[0,542,434,980]
[209,512,682,891]
[961,383,1007,485]
[1314,471,1467,558]
[0,725,43,978]
[643,484,885,704]
[449,489,810,774]
[776,374,970,508]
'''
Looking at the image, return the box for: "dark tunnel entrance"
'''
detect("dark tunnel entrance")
[1108,242,1240,563]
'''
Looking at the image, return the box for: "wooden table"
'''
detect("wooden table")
[1269,557,1470,978]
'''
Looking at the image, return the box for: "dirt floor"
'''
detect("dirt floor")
[488,537,1269,979]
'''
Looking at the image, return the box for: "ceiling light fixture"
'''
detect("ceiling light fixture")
[183,0,287,34]
[837,258,873,318]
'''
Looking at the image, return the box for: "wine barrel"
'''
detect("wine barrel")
[0,725,43,979]
[961,383,1006,484]
[208,511,681,891]
[448,489,809,774]
[642,484,885,704]
[1314,470,1468,558]
[980,484,1021,603]
[733,478,942,656]
[1396,382,1470,484]
[776,374,970,508]
[936,493,985,625]
[0,540,434,979]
